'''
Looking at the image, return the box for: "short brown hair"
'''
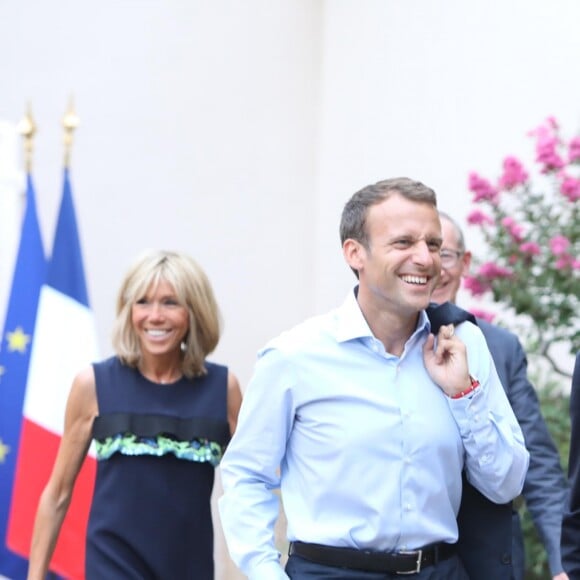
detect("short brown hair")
[340,177,438,249]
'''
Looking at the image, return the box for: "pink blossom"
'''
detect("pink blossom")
[555,255,572,270]
[573,259,580,270]
[519,242,541,255]
[536,136,565,172]
[463,276,491,296]
[501,216,524,242]
[560,174,580,202]
[529,120,565,173]
[466,209,494,226]
[549,235,570,256]
[478,262,514,280]
[469,308,496,323]
[498,156,528,189]
[528,116,559,136]
[568,136,580,163]
[468,172,499,203]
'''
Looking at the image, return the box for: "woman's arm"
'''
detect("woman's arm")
[27,366,98,580]
[226,371,242,436]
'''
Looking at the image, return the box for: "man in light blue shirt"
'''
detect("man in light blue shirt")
[219,177,529,579]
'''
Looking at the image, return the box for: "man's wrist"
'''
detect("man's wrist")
[450,376,480,399]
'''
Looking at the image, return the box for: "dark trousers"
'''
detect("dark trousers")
[285,554,470,579]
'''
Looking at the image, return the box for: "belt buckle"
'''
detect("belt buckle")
[396,549,422,575]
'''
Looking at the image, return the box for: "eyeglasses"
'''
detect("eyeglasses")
[440,249,464,269]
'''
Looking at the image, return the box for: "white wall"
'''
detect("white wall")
[0,0,324,390]
[314,0,580,318]
[0,122,24,333]
[2,0,580,385]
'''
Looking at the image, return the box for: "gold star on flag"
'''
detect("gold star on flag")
[0,439,9,463]
[6,326,31,354]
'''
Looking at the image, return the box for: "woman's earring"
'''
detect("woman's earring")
[180,341,187,353]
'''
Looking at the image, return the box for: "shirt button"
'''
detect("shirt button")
[404,456,411,464]
[405,503,412,511]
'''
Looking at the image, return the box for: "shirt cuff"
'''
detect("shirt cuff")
[446,383,487,436]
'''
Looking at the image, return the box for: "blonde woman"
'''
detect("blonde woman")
[28,250,242,580]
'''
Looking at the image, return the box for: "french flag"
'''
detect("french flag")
[7,168,99,579]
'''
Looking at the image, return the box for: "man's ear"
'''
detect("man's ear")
[343,238,365,273]
[460,250,472,277]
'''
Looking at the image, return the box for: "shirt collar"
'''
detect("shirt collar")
[334,286,431,343]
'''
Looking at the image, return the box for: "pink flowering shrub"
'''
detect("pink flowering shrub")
[465,117,579,363]
[468,308,496,324]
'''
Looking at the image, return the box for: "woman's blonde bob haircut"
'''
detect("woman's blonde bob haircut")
[112,250,221,377]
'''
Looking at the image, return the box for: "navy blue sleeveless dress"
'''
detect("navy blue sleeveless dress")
[86,357,230,580]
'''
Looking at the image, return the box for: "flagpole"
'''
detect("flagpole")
[63,97,79,169]
[7,96,98,579]
[18,104,36,173]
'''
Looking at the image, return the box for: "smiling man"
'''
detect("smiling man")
[219,178,529,580]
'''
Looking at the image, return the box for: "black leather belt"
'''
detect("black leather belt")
[288,540,456,575]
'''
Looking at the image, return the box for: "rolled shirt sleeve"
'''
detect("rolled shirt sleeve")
[448,324,529,504]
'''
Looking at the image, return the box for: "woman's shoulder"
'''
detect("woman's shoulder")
[69,365,98,414]
[92,355,122,371]
[73,364,96,387]
[203,360,228,374]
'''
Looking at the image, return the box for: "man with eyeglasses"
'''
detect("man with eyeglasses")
[432,211,569,580]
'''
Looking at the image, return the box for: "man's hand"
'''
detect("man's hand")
[422,324,472,397]
[553,573,569,580]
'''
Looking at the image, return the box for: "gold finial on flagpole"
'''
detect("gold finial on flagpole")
[63,95,79,168]
[18,103,37,173]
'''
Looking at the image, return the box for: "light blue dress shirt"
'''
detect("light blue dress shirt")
[219,290,529,579]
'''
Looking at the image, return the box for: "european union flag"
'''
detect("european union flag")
[0,175,47,579]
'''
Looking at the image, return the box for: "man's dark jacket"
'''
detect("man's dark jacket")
[562,353,580,577]
[426,303,513,580]
[478,319,567,579]
[427,303,568,579]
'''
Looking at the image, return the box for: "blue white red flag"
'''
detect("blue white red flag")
[7,168,99,579]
